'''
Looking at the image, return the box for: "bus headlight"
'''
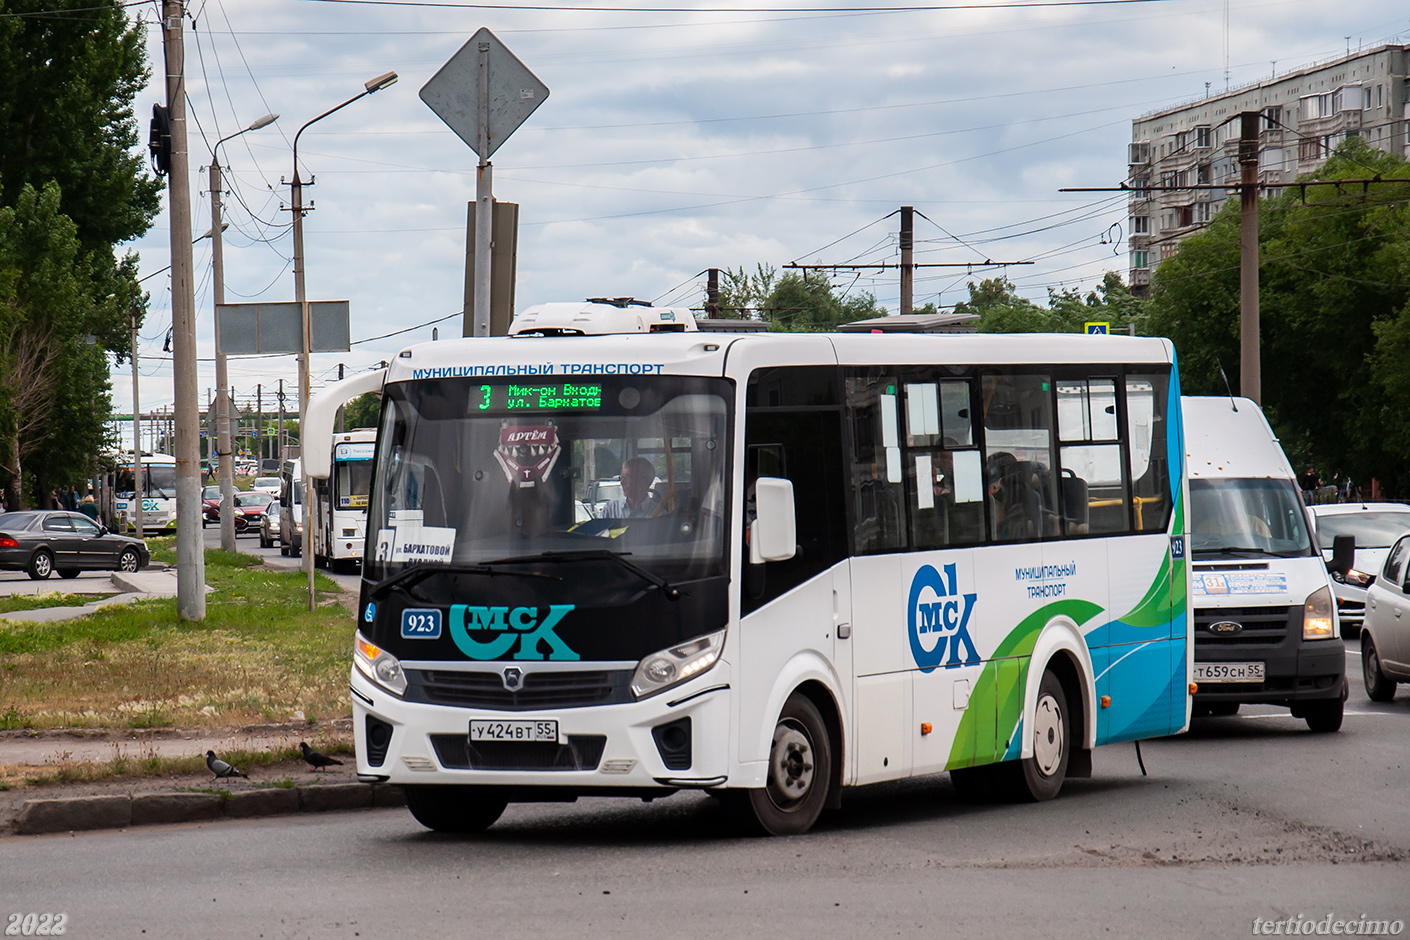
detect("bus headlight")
[631,630,724,700]
[354,633,407,696]
[1303,586,1335,640]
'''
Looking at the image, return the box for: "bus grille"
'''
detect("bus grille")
[1193,606,1292,647]
[409,669,630,710]
[431,734,607,771]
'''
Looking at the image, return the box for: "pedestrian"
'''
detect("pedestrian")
[78,495,100,521]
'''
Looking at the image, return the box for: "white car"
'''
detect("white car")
[250,476,282,496]
[1309,503,1410,638]
[1360,533,1410,701]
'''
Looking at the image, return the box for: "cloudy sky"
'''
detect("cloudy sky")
[119,0,1410,436]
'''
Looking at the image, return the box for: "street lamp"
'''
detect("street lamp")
[291,70,397,607]
[210,113,278,553]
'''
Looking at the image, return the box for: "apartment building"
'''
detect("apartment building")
[1127,44,1409,297]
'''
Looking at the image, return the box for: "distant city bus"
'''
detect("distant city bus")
[115,453,178,533]
[311,429,376,572]
[305,301,1192,836]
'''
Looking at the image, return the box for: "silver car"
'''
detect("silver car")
[259,505,281,549]
[1360,533,1410,701]
[1310,503,1410,638]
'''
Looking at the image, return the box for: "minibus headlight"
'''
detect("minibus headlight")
[1303,586,1335,640]
[631,630,724,700]
[354,633,407,696]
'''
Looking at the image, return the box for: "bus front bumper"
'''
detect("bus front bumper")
[349,663,733,792]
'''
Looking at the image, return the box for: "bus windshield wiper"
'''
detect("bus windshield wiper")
[1194,546,1289,557]
[482,550,682,601]
[369,562,560,600]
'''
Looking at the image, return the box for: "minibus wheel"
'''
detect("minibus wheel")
[403,785,508,833]
[1001,668,1070,802]
[747,693,832,835]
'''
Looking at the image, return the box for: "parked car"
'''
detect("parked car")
[259,504,281,549]
[201,485,224,526]
[1309,503,1410,638]
[251,476,282,496]
[1359,533,1410,701]
[233,491,275,534]
[0,510,149,580]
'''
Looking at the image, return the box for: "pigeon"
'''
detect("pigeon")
[300,741,344,772]
[206,750,248,779]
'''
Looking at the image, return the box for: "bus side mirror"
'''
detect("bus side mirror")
[749,477,796,564]
[1329,534,1355,576]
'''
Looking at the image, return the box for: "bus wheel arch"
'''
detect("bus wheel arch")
[1023,617,1097,760]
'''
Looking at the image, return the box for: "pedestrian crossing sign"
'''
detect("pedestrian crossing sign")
[1085,322,1110,335]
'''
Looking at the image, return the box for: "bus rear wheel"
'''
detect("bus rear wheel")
[403,785,508,833]
[745,693,832,836]
[997,668,1070,802]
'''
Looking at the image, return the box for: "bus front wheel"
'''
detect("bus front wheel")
[745,693,832,836]
[403,785,508,833]
[1001,668,1070,802]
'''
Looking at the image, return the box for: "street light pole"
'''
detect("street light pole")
[210,113,278,552]
[291,70,397,610]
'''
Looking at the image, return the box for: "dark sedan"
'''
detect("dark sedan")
[0,511,149,580]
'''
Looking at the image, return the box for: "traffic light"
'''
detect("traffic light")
[148,104,171,176]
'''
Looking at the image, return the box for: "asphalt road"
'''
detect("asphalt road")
[201,521,363,594]
[3,647,1407,940]
[3,531,1405,937]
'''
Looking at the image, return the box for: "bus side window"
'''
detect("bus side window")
[846,373,908,554]
[1126,373,1171,532]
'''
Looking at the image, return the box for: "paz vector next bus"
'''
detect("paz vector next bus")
[303,300,1193,836]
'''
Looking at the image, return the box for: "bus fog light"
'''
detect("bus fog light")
[1303,585,1335,640]
[632,630,724,699]
[355,633,407,696]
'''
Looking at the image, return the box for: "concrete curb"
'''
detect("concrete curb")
[12,783,405,836]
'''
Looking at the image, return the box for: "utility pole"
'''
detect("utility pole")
[1238,110,1261,405]
[473,39,493,337]
[210,154,236,550]
[129,306,143,535]
[257,384,263,462]
[278,379,285,459]
[162,0,205,619]
[899,206,914,316]
[706,268,720,317]
[337,363,345,433]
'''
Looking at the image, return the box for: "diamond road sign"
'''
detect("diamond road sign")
[420,28,548,160]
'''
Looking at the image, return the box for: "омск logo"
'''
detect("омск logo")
[449,604,578,661]
[908,563,980,673]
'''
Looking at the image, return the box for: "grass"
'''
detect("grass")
[0,593,114,615]
[0,540,355,730]
[8,739,354,788]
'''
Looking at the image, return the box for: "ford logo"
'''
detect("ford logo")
[1208,621,1243,636]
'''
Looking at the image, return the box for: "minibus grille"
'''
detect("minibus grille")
[1193,606,1292,646]
[430,734,607,771]
[408,668,631,710]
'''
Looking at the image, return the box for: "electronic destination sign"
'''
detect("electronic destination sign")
[473,382,604,413]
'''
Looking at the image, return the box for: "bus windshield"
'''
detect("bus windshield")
[336,459,374,510]
[366,376,732,580]
[1190,478,1313,557]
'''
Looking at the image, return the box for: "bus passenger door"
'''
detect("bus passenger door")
[736,371,849,770]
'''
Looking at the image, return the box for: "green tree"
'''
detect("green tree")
[0,182,138,508]
[342,392,383,431]
[957,273,1141,334]
[762,271,884,331]
[0,0,157,506]
[1145,136,1410,490]
[0,0,160,251]
[716,264,777,318]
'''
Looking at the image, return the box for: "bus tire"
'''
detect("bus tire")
[1001,668,1070,802]
[403,785,508,833]
[745,692,832,836]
